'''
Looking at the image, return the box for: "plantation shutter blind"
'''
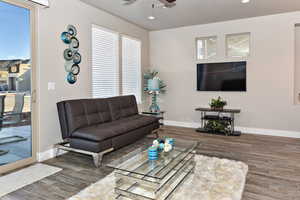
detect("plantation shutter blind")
[122,36,142,103]
[92,25,119,98]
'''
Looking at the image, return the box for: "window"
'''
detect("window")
[92,25,119,98]
[196,36,217,60]
[226,33,250,58]
[122,36,142,103]
[92,25,142,103]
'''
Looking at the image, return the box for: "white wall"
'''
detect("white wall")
[37,0,149,153]
[150,12,300,135]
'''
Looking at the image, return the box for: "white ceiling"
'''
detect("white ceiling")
[80,0,300,30]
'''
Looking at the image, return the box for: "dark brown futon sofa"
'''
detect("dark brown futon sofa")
[57,95,159,167]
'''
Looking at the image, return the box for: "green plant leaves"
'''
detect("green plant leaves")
[209,96,227,108]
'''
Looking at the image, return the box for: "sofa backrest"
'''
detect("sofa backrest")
[107,95,139,121]
[57,95,138,139]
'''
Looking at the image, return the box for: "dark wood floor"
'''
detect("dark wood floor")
[2,126,300,200]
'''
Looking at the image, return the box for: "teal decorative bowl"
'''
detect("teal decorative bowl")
[61,32,72,44]
[67,72,77,84]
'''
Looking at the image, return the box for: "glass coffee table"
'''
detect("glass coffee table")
[106,138,198,200]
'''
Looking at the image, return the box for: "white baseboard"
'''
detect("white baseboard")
[235,126,300,138]
[164,121,200,129]
[37,148,67,162]
[164,120,300,138]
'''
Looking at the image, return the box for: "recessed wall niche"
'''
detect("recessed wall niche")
[294,24,300,104]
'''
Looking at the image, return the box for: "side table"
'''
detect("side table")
[141,111,165,138]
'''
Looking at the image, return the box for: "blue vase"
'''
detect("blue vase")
[148,146,158,161]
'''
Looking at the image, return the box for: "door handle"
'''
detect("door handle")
[31,89,36,103]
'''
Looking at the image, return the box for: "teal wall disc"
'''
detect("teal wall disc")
[67,72,77,84]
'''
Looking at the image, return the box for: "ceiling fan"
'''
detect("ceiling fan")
[122,0,177,8]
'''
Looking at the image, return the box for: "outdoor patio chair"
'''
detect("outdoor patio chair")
[4,93,25,125]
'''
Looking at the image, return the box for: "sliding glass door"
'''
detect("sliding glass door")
[0,0,36,173]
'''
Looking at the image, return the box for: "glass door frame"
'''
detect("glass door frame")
[0,0,37,174]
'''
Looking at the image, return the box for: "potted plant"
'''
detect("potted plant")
[209,96,227,110]
[204,120,231,135]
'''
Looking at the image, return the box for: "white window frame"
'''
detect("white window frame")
[196,36,218,60]
[226,32,251,58]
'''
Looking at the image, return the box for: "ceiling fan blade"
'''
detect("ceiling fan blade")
[158,0,176,8]
[122,0,137,5]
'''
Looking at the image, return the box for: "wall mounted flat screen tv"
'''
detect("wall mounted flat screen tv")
[197,61,247,91]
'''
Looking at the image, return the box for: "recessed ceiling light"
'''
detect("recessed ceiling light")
[241,0,250,3]
[148,3,156,20]
[148,16,156,20]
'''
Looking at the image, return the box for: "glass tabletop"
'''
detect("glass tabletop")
[106,138,198,181]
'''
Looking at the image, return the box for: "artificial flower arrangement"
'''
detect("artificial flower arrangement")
[148,138,175,161]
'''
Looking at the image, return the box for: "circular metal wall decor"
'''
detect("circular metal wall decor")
[70,37,79,49]
[67,72,77,84]
[73,52,81,64]
[61,25,81,84]
[67,25,77,36]
[65,61,73,72]
[71,64,80,75]
[63,49,74,61]
[61,32,72,44]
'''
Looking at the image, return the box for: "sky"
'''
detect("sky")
[0,1,30,60]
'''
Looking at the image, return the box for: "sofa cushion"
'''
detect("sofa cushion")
[112,123,159,150]
[70,138,112,153]
[83,99,111,125]
[107,95,138,121]
[65,100,89,133]
[64,99,112,133]
[72,115,159,142]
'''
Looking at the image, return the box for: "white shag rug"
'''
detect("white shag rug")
[0,163,62,197]
[69,155,248,200]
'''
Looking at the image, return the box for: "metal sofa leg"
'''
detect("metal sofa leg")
[55,148,60,157]
[55,141,114,168]
[152,129,159,138]
[92,153,103,168]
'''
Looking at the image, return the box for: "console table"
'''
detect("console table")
[195,107,241,136]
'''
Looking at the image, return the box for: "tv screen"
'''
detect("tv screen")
[197,61,247,91]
